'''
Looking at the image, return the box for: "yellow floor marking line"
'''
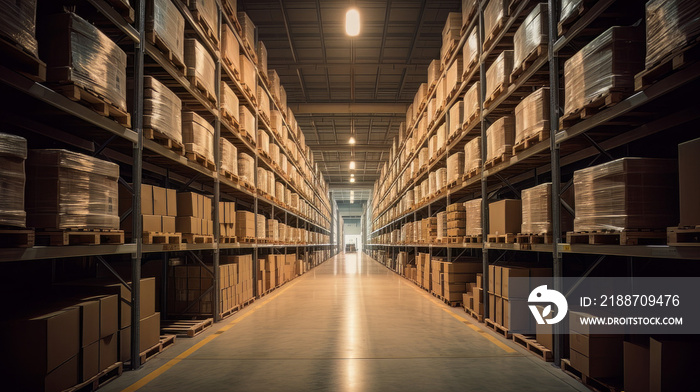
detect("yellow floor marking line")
[121,280,301,392]
[440,308,516,353]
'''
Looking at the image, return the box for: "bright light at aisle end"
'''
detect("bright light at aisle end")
[350,178,355,183]
[349,161,356,170]
[346,9,360,37]
[349,137,356,144]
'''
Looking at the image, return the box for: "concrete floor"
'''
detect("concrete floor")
[105,253,587,392]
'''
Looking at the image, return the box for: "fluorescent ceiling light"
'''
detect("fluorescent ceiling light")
[351,174,355,177]
[346,9,360,37]
[350,178,355,183]
[349,137,356,144]
[349,161,356,170]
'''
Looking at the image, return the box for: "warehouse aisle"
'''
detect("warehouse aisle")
[106,253,586,392]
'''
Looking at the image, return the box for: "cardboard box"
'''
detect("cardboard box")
[166,188,177,217]
[99,333,118,371]
[678,137,700,226]
[119,183,153,216]
[74,300,99,347]
[236,211,255,238]
[162,216,176,233]
[139,312,161,353]
[177,192,199,217]
[488,264,499,294]
[495,295,503,325]
[650,338,696,391]
[96,294,119,338]
[494,266,502,296]
[624,342,650,392]
[152,186,167,216]
[80,340,100,382]
[43,355,79,392]
[535,305,553,351]
[570,345,622,379]
[489,199,522,235]
[176,216,200,234]
[142,214,162,232]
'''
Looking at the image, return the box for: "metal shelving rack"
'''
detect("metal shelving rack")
[0,0,337,370]
[366,0,700,367]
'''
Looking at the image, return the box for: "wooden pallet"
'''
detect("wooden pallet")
[0,229,35,248]
[187,75,217,105]
[143,231,182,245]
[512,334,553,362]
[516,233,553,244]
[464,235,483,243]
[441,297,460,307]
[557,0,596,35]
[139,335,176,365]
[635,40,700,92]
[484,152,511,169]
[219,169,239,182]
[667,226,700,246]
[560,358,622,392]
[559,90,627,129]
[35,228,124,246]
[190,8,219,46]
[64,361,123,392]
[143,127,185,156]
[567,230,667,246]
[512,128,549,155]
[107,0,135,23]
[483,18,506,51]
[446,236,463,244]
[464,306,484,322]
[181,233,214,244]
[219,235,238,244]
[442,40,458,63]
[161,318,213,337]
[483,84,507,108]
[463,167,481,181]
[510,44,547,84]
[0,35,46,82]
[239,237,256,243]
[185,150,216,171]
[145,30,186,76]
[487,234,517,243]
[220,107,240,132]
[462,56,479,82]
[219,305,240,320]
[51,82,131,128]
[485,318,512,339]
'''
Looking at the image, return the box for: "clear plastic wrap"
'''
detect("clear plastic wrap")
[267,219,279,240]
[437,211,447,239]
[464,198,482,236]
[219,137,238,175]
[559,0,583,24]
[436,78,445,110]
[143,76,182,144]
[485,50,514,99]
[563,26,644,116]
[184,38,217,103]
[221,23,239,71]
[645,0,700,69]
[419,147,428,169]
[257,129,270,155]
[464,136,482,173]
[573,158,677,232]
[421,179,429,201]
[463,81,480,124]
[414,83,427,111]
[279,85,287,114]
[429,171,437,196]
[276,182,284,201]
[436,168,447,191]
[429,135,438,160]
[437,124,446,152]
[414,185,422,202]
[442,12,462,60]
[269,143,280,163]
[237,11,255,52]
[462,0,477,26]
[189,0,217,37]
[257,40,268,79]
[484,0,507,41]
[513,3,548,71]
[268,169,275,197]
[44,12,128,111]
[447,152,464,183]
[257,85,270,120]
[521,183,552,234]
[239,54,256,92]
[238,153,254,183]
[486,116,515,161]
[256,213,266,237]
[428,59,441,87]
[446,56,462,95]
[514,87,549,145]
[427,98,436,126]
[0,0,38,57]
[257,167,268,193]
[463,28,479,70]
[147,0,185,65]
[449,101,464,137]
[406,103,414,128]
[417,116,427,142]
[220,81,239,121]
[239,105,255,134]
[0,133,27,227]
[26,149,119,229]
[268,69,281,101]
[182,111,215,163]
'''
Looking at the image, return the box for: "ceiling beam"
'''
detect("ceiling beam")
[307,143,390,152]
[289,103,408,114]
[329,184,374,190]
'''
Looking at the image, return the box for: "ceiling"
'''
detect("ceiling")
[240,0,462,192]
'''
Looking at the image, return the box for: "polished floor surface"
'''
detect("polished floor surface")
[105,253,587,392]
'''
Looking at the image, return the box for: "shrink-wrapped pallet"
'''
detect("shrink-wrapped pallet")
[463,28,479,71]
[428,59,441,88]
[257,41,268,80]
[143,76,182,144]
[645,0,700,69]
[449,101,464,137]
[485,50,514,101]
[419,147,428,169]
[221,23,239,71]
[239,54,256,93]
[239,105,255,135]
[184,38,217,103]
[220,81,239,122]
[0,0,38,57]
[43,12,127,111]
[417,117,427,142]
[515,87,549,146]
[256,214,266,238]
[464,136,482,174]
[406,103,414,128]
[188,0,217,40]
[237,12,255,53]
[279,85,287,114]
[513,4,548,72]
[437,124,446,153]
[559,0,582,24]
[268,69,281,103]
[257,167,268,193]
[521,183,552,234]
[26,149,119,229]
[267,219,279,240]
[429,135,438,160]
[414,83,427,110]
[257,85,270,120]
[436,78,445,110]
[462,0,477,26]
[464,198,482,236]
[183,111,215,163]
[414,185,422,202]
[220,137,238,175]
[563,26,644,117]
[484,0,507,44]
[147,0,185,67]
[441,12,462,61]
[268,169,275,198]
[447,152,464,183]
[276,182,284,201]
[427,99,435,126]
[437,211,447,239]
[463,81,480,125]
[486,116,515,162]
[0,133,27,227]
[573,158,677,232]
[237,152,254,183]
[269,143,280,163]
[429,171,437,196]
[280,154,287,175]
[421,179,429,201]
[436,168,447,191]
[446,57,462,96]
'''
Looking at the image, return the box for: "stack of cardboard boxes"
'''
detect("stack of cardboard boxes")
[119,184,177,237]
[218,201,236,239]
[568,310,623,380]
[420,217,437,243]
[442,262,480,302]
[446,202,466,240]
[175,192,213,237]
[488,199,521,237]
[462,273,484,317]
[171,265,215,315]
[488,266,550,329]
[235,210,255,239]
[222,255,254,307]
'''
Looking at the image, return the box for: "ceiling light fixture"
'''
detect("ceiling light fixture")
[349,137,356,144]
[351,174,355,177]
[346,8,360,37]
[350,178,355,183]
[349,161,356,170]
